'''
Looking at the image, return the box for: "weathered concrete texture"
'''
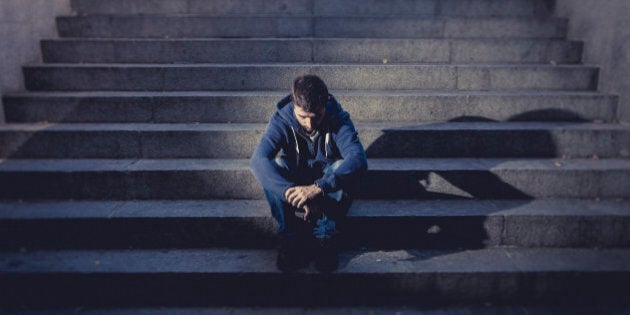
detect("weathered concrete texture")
[0,122,628,159]
[0,158,629,200]
[41,38,583,64]
[2,306,628,315]
[1,199,628,250]
[0,0,71,104]
[22,64,598,91]
[2,91,618,123]
[1,248,629,307]
[70,0,311,16]
[555,0,630,123]
[56,16,567,39]
[70,0,553,17]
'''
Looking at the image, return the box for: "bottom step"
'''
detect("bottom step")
[1,248,629,308]
[3,306,630,315]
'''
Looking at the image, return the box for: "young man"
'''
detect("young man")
[250,75,367,272]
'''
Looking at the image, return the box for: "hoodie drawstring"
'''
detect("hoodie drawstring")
[325,132,331,159]
[291,127,300,166]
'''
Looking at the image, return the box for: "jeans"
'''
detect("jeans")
[263,158,351,240]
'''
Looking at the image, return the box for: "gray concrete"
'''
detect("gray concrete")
[41,38,583,64]
[70,0,553,17]
[0,0,628,311]
[22,64,599,91]
[70,0,312,16]
[0,248,629,307]
[2,247,630,274]
[0,122,628,158]
[0,158,629,199]
[0,0,71,123]
[1,199,628,250]
[56,16,568,39]
[2,306,628,315]
[2,91,618,123]
[555,0,630,123]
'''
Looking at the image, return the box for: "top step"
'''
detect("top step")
[71,0,555,17]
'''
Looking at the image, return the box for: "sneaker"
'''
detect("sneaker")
[276,236,309,272]
[314,237,339,273]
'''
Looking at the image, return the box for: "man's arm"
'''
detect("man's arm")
[314,117,368,193]
[250,116,296,201]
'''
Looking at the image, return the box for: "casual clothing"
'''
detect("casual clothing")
[250,94,367,239]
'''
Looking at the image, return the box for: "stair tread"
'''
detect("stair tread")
[4,90,613,97]
[1,158,629,172]
[1,121,629,132]
[44,37,578,43]
[0,199,628,220]
[2,247,630,274]
[59,14,564,20]
[25,63,595,68]
[1,306,626,315]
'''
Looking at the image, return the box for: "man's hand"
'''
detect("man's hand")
[285,184,322,209]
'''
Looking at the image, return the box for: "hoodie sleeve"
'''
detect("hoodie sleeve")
[250,114,296,201]
[314,117,368,193]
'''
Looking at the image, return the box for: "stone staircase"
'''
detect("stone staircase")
[1,0,630,312]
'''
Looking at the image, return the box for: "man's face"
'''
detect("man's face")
[294,104,326,133]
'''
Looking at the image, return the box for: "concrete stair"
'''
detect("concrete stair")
[68,0,554,17]
[1,158,629,199]
[3,91,618,123]
[1,199,629,250]
[2,248,630,307]
[0,122,629,158]
[41,38,583,64]
[57,16,568,39]
[1,0,629,310]
[23,64,598,91]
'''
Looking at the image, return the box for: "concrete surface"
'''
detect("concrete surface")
[555,0,630,123]
[56,16,568,39]
[0,199,628,250]
[2,306,629,315]
[22,64,599,91]
[69,0,553,17]
[0,0,71,123]
[2,91,618,123]
[0,122,628,158]
[0,158,629,199]
[40,38,583,64]
[1,248,629,307]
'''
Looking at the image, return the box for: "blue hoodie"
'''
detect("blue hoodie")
[250,94,368,202]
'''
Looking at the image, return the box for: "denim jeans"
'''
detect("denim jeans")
[263,158,351,240]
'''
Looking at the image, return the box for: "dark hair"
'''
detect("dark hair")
[291,75,329,112]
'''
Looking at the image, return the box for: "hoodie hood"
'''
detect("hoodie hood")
[250,93,368,199]
[275,93,349,132]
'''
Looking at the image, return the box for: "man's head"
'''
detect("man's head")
[291,75,329,133]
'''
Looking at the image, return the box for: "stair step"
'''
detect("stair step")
[23,64,598,91]
[0,158,628,199]
[41,38,582,64]
[3,91,617,123]
[1,248,629,307]
[70,0,553,17]
[3,306,628,315]
[57,16,567,39]
[0,122,628,158]
[1,199,628,250]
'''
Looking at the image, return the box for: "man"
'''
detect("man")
[250,75,367,272]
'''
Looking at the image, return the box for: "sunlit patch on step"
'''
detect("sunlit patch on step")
[419,172,475,198]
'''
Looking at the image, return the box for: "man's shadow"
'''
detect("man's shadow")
[337,109,587,269]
